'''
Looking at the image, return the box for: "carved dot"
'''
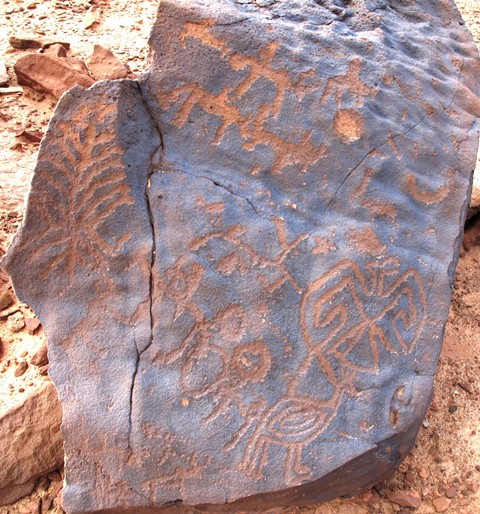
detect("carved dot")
[333,109,364,142]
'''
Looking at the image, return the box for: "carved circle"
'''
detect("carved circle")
[230,341,272,383]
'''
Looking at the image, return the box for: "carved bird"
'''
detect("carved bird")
[225,386,344,486]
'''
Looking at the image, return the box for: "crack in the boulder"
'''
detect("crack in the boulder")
[172,167,269,222]
[321,58,468,216]
[320,111,432,216]
[126,82,164,459]
[127,337,140,458]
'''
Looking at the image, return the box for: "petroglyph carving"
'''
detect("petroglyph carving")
[300,258,426,381]
[405,172,450,204]
[20,103,134,283]
[3,0,479,510]
[163,21,330,173]
[222,256,426,485]
[225,385,346,485]
[191,217,308,293]
[139,429,210,499]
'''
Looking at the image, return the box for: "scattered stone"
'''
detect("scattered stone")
[42,43,68,58]
[3,0,480,511]
[0,86,23,95]
[82,6,101,29]
[85,44,128,80]
[20,350,28,358]
[388,490,422,509]
[38,364,49,376]
[0,380,63,505]
[14,361,28,377]
[448,405,458,414]
[432,496,451,512]
[445,486,457,498]
[25,317,41,334]
[15,129,44,143]
[458,381,473,394]
[14,53,94,99]
[0,61,8,87]
[7,312,25,333]
[48,470,62,482]
[469,482,479,493]
[405,470,415,484]
[41,495,54,513]
[0,289,14,310]
[9,35,70,50]
[475,465,480,472]
[30,342,48,367]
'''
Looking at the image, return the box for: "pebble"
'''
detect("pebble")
[405,470,415,484]
[458,381,473,394]
[468,482,479,493]
[25,317,41,334]
[448,404,458,414]
[14,360,28,377]
[31,342,48,367]
[388,489,422,509]
[0,289,14,310]
[445,486,457,498]
[475,464,480,472]
[432,496,451,512]
[7,312,25,333]
[48,469,62,482]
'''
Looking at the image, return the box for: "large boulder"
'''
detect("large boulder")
[3,0,480,512]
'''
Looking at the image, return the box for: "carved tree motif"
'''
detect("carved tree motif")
[22,103,134,283]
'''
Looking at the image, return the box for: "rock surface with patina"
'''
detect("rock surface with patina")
[3,0,480,512]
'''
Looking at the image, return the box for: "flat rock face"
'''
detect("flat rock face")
[3,0,480,512]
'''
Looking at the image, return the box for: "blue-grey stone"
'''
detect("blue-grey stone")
[3,0,480,512]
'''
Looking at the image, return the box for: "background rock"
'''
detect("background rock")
[14,53,94,99]
[0,379,63,506]
[85,44,128,80]
[0,61,9,87]
[9,36,70,50]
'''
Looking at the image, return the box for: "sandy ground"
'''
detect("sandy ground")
[0,0,479,513]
